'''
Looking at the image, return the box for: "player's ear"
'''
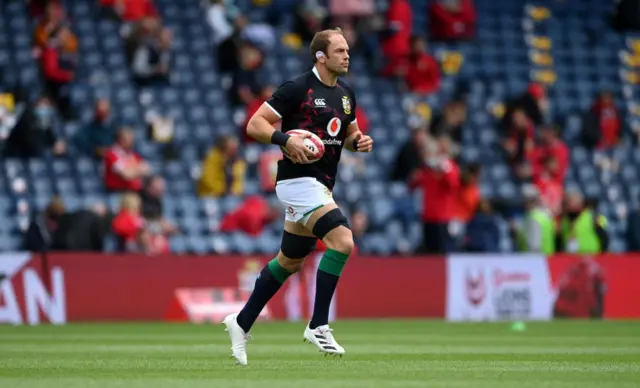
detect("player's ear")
[315,51,325,64]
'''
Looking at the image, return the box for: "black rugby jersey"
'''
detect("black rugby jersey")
[265,67,357,190]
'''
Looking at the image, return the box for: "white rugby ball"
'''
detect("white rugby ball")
[281,129,325,163]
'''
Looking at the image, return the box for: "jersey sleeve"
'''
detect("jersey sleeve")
[265,80,304,119]
[350,91,358,125]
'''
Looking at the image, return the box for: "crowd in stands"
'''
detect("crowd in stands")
[2,0,640,255]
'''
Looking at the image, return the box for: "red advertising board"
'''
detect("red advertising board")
[4,252,638,325]
[5,253,445,322]
[548,254,640,319]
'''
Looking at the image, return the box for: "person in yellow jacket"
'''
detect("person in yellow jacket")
[198,135,246,197]
[558,191,609,254]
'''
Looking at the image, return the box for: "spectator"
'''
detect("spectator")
[125,17,161,64]
[429,0,477,41]
[23,196,65,252]
[530,125,569,182]
[41,25,78,119]
[220,195,281,236]
[217,16,247,75]
[140,175,177,236]
[112,192,146,252]
[380,0,413,77]
[390,127,428,181]
[453,163,481,223]
[229,43,264,107]
[5,95,66,158]
[532,155,564,217]
[502,83,548,129]
[100,0,158,24]
[33,2,77,54]
[410,134,460,253]
[198,135,247,197]
[75,98,116,159]
[430,99,467,144]
[558,190,609,254]
[626,198,640,252]
[104,128,150,193]
[582,91,621,149]
[517,185,555,254]
[243,85,275,143]
[132,28,172,87]
[463,199,499,252]
[503,107,534,166]
[51,202,113,251]
[402,36,441,95]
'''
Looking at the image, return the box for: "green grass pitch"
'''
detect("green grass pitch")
[1,320,639,387]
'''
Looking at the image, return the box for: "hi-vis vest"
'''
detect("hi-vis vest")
[518,208,555,254]
[561,210,607,254]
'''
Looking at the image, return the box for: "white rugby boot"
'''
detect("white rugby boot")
[222,313,250,365]
[303,323,345,356]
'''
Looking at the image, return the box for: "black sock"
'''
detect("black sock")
[309,269,340,329]
[236,258,291,333]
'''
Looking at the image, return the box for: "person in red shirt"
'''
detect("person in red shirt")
[453,163,481,223]
[220,195,280,236]
[41,25,77,119]
[529,125,569,182]
[104,128,150,192]
[112,192,146,252]
[100,0,158,22]
[112,192,168,254]
[503,108,535,165]
[380,0,413,76]
[429,0,476,41]
[583,91,621,149]
[410,135,460,253]
[403,36,441,95]
[532,156,564,217]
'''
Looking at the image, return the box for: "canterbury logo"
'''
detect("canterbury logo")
[314,98,326,107]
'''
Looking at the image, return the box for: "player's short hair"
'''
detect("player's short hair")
[310,28,343,63]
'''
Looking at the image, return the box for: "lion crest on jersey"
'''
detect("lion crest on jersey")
[342,96,351,115]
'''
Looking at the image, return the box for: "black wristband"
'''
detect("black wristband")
[352,138,359,151]
[271,131,291,147]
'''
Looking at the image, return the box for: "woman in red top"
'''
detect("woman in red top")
[112,192,146,252]
[112,192,169,254]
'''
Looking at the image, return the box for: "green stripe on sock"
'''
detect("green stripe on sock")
[267,258,292,284]
[318,248,350,277]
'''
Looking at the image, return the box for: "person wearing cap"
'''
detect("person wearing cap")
[517,185,555,255]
